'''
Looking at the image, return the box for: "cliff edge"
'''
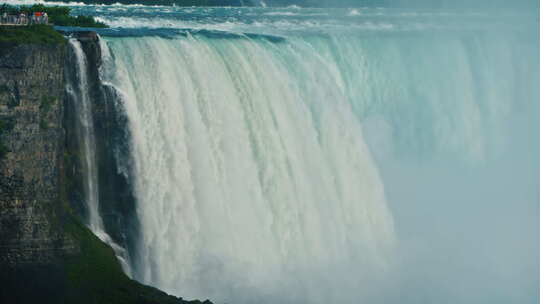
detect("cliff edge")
[0,31,209,304]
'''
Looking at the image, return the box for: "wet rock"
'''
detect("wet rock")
[73,30,99,42]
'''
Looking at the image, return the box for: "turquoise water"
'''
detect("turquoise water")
[63,4,540,303]
[68,5,539,35]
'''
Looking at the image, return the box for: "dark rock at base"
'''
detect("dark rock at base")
[72,31,99,42]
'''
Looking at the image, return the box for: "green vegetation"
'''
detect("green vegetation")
[53,14,108,28]
[64,218,174,303]
[62,216,204,303]
[53,145,205,304]
[0,24,66,44]
[64,218,129,302]
[0,4,107,28]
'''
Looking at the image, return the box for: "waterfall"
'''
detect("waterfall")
[67,39,132,277]
[56,2,540,302]
[79,5,540,303]
[100,23,540,302]
[68,39,102,232]
[103,34,396,304]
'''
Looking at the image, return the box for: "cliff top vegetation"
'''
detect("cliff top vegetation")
[0,24,66,44]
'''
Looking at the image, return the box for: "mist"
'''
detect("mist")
[357,19,540,302]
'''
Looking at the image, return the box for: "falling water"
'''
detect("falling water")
[67,39,132,277]
[62,3,540,303]
[68,39,102,232]
[105,35,396,304]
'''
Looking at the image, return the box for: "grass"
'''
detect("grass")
[0,24,66,44]
[58,149,198,304]
[62,216,204,304]
[63,217,129,302]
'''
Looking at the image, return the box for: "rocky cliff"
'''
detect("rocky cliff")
[63,31,139,268]
[0,41,77,301]
[0,32,209,304]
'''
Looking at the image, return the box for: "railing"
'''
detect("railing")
[0,15,49,26]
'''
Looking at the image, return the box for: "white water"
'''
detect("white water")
[68,39,132,277]
[68,39,102,233]
[98,6,540,303]
[107,35,395,303]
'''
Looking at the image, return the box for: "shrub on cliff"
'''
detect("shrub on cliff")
[51,14,107,28]
[0,25,66,44]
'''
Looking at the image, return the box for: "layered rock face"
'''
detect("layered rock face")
[0,41,78,303]
[0,43,76,267]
